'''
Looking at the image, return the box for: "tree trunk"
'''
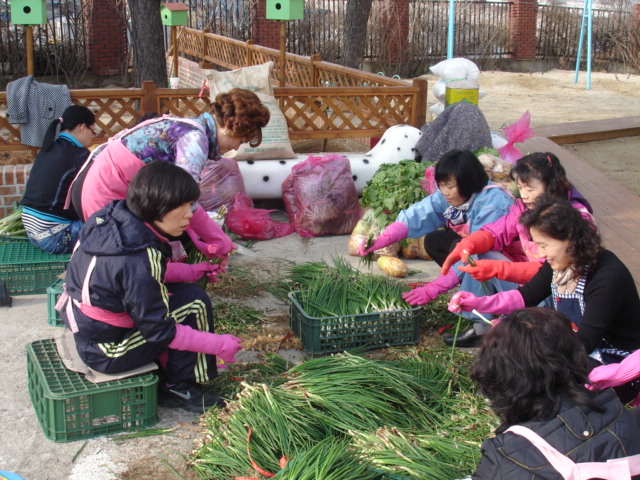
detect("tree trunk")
[129,0,167,87]
[341,0,374,68]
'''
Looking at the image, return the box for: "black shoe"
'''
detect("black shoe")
[158,382,224,413]
[442,326,483,348]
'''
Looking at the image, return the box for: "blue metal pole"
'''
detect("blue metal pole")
[447,0,455,59]
[574,0,587,83]
[586,0,593,89]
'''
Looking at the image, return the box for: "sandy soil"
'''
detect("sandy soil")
[1,68,640,480]
[421,69,640,195]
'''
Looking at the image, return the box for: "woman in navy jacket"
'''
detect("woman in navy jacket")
[60,161,242,412]
[471,308,640,479]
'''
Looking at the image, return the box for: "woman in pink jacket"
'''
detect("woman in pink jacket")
[71,88,270,266]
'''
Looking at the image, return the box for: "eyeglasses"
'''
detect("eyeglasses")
[87,125,97,137]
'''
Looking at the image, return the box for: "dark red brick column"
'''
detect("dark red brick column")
[382,0,409,62]
[251,0,281,50]
[632,4,640,62]
[83,0,128,76]
[510,0,538,60]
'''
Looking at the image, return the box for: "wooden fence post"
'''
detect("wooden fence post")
[141,81,157,115]
[310,54,321,87]
[412,78,428,128]
[245,40,255,66]
[201,28,209,60]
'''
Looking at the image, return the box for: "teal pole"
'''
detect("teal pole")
[447,0,455,59]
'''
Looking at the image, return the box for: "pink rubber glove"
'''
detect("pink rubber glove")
[164,261,221,284]
[402,269,460,306]
[448,289,524,315]
[168,324,243,363]
[357,221,408,256]
[587,350,640,390]
[186,228,235,272]
[188,206,237,259]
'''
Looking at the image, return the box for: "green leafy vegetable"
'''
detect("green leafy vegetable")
[360,159,430,228]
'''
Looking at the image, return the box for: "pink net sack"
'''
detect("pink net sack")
[198,157,246,212]
[282,154,362,238]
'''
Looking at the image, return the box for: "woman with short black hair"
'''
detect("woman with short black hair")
[434,148,489,200]
[60,161,242,413]
[358,148,516,319]
[470,307,640,479]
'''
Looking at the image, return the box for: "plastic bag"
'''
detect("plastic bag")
[429,57,481,82]
[498,111,534,164]
[225,192,295,240]
[198,157,246,212]
[420,165,438,195]
[347,208,400,257]
[282,154,362,238]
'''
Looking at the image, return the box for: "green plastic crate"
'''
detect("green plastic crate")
[26,339,159,442]
[288,291,420,356]
[46,278,65,327]
[0,235,30,243]
[0,242,70,295]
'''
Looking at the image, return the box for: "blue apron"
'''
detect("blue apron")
[551,275,586,332]
[553,274,640,402]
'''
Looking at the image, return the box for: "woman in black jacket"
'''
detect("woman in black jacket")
[449,197,640,402]
[471,308,640,479]
[21,105,95,253]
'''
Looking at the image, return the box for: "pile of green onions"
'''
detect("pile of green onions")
[190,352,496,479]
[0,206,26,238]
[281,257,411,318]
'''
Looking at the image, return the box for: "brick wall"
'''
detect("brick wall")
[84,0,128,76]
[510,0,538,60]
[171,58,211,90]
[252,0,282,50]
[0,164,31,217]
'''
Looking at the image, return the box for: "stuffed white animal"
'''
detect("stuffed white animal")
[237,124,422,199]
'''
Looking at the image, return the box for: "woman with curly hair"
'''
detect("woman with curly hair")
[69,88,270,266]
[471,308,640,479]
[450,197,640,403]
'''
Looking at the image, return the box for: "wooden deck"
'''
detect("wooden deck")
[521,117,640,285]
[533,116,640,145]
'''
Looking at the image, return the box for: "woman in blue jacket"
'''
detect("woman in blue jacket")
[358,149,518,328]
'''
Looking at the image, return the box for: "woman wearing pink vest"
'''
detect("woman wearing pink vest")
[71,88,270,267]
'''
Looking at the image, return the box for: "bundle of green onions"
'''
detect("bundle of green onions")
[275,257,411,317]
[274,437,379,480]
[0,206,26,238]
[352,427,480,480]
[190,352,495,479]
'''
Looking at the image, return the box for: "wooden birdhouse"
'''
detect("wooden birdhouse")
[160,2,189,27]
[10,0,47,26]
[266,0,304,21]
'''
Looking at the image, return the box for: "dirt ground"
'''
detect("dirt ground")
[1,68,640,480]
